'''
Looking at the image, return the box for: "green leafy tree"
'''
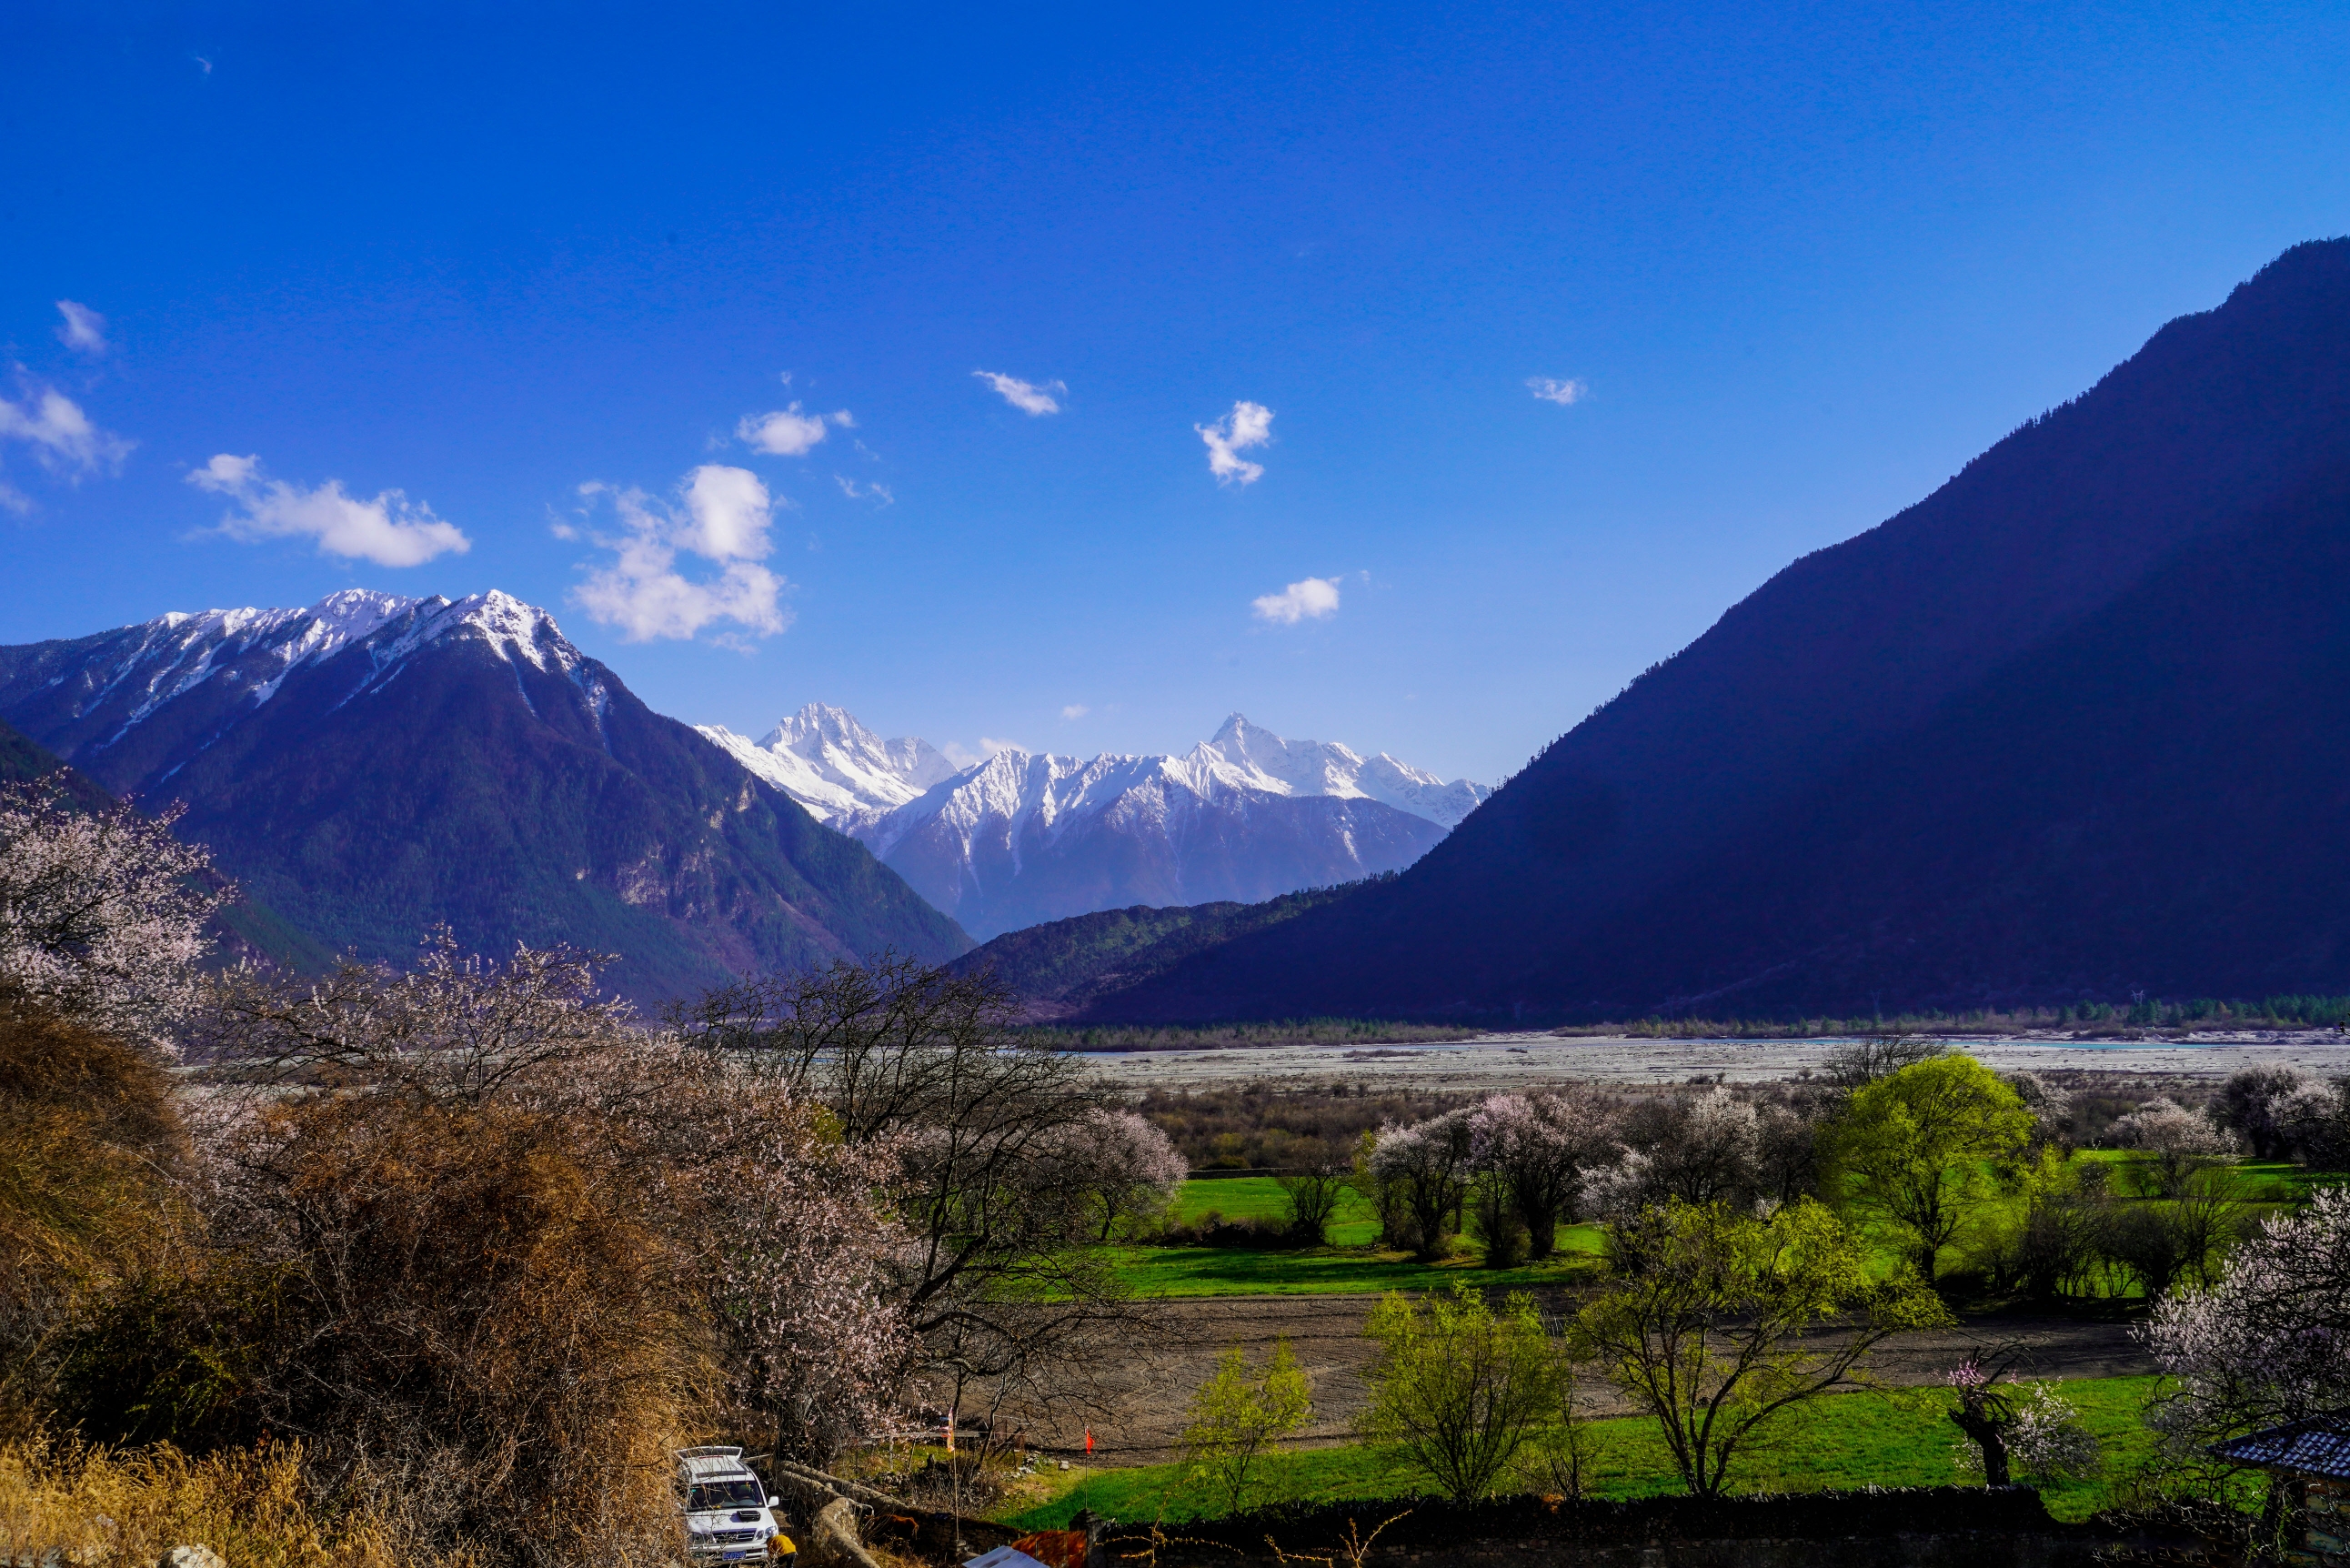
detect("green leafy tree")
[1822,1053,2034,1281]
[1573,1198,1951,1497]
[1181,1337,1312,1514]
[1360,1283,1567,1503]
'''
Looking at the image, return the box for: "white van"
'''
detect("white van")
[677,1446,793,1563]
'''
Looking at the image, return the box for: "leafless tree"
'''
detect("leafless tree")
[671,955,1159,1420]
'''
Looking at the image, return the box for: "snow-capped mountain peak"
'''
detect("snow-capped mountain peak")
[698,701,956,823]
[1180,711,1490,827]
[13,588,601,759]
[746,708,1496,938]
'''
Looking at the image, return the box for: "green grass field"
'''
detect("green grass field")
[1130,1177,1607,1295]
[1131,1157,2323,1301]
[998,1376,2162,1530]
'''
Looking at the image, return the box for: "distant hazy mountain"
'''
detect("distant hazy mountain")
[0,591,969,1001]
[700,703,959,823]
[1077,238,2350,1022]
[818,713,1491,940]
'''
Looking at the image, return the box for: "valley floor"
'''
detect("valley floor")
[990,1294,2153,1464]
[1081,1030,2350,1091]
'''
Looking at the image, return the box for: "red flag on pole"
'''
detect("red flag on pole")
[1084,1429,1093,1455]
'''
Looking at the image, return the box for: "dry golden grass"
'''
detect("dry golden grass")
[0,1435,416,1568]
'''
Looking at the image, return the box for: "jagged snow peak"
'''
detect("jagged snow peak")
[66,589,588,742]
[698,702,957,823]
[823,709,1492,859]
[1185,713,1491,827]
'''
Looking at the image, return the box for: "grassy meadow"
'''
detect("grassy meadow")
[1120,1155,2332,1300]
[997,1376,2164,1528]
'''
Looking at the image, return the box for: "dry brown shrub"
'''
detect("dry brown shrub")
[0,988,186,1433]
[212,1092,707,1566]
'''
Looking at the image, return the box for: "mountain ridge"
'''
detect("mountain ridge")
[1075,237,2350,1021]
[699,706,1492,940]
[0,592,969,1001]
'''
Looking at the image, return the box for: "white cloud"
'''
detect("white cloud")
[54,301,108,354]
[835,475,894,505]
[941,737,1020,768]
[571,464,790,643]
[187,454,469,567]
[737,402,851,457]
[974,371,1065,416]
[0,381,132,479]
[1060,704,1089,720]
[1197,400,1272,485]
[1527,377,1588,406]
[1251,575,1341,625]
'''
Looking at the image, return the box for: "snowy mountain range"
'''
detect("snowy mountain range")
[0,591,967,998]
[701,703,959,822]
[700,706,1493,939]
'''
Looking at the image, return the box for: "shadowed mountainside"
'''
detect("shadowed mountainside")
[1080,238,2350,1022]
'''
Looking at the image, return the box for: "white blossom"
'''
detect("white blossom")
[0,779,226,1041]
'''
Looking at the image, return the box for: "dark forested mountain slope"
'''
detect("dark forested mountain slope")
[0,592,969,1001]
[948,879,1379,1017]
[1088,238,2350,1021]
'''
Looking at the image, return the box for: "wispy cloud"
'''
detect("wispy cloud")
[1198,400,1272,485]
[738,402,851,457]
[1526,377,1588,406]
[571,464,790,642]
[974,371,1065,416]
[0,380,132,480]
[1251,576,1341,625]
[1060,704,1089,720]
[54,301,108,355]
[188,454,469,567]
[835,475,894,506]
[941,737,1022,768]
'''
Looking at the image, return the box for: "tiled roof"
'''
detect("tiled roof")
[2210,1415,2350,1479]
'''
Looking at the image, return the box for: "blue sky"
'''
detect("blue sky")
[4,3,2347,782]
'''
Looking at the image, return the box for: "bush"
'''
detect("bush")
[1360,1283,1566,1503]
[1153,1211,1311,1250]
[0,988,186,1434]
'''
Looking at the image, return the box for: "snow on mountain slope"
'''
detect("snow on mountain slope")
[698,702,956,822]
[1184,713,1491,828]
[0,587,599,762]
[825,712,1492,939]
[0,590,970,1000]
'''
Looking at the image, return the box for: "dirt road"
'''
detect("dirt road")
[1005,1294,2154,1464]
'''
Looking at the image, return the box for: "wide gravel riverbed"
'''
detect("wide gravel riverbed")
[1082,1032,2350,1092]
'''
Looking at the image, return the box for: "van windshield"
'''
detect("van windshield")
[688,1480,765,1512]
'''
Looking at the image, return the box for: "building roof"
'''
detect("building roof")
[2210,1415,2350,1479]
